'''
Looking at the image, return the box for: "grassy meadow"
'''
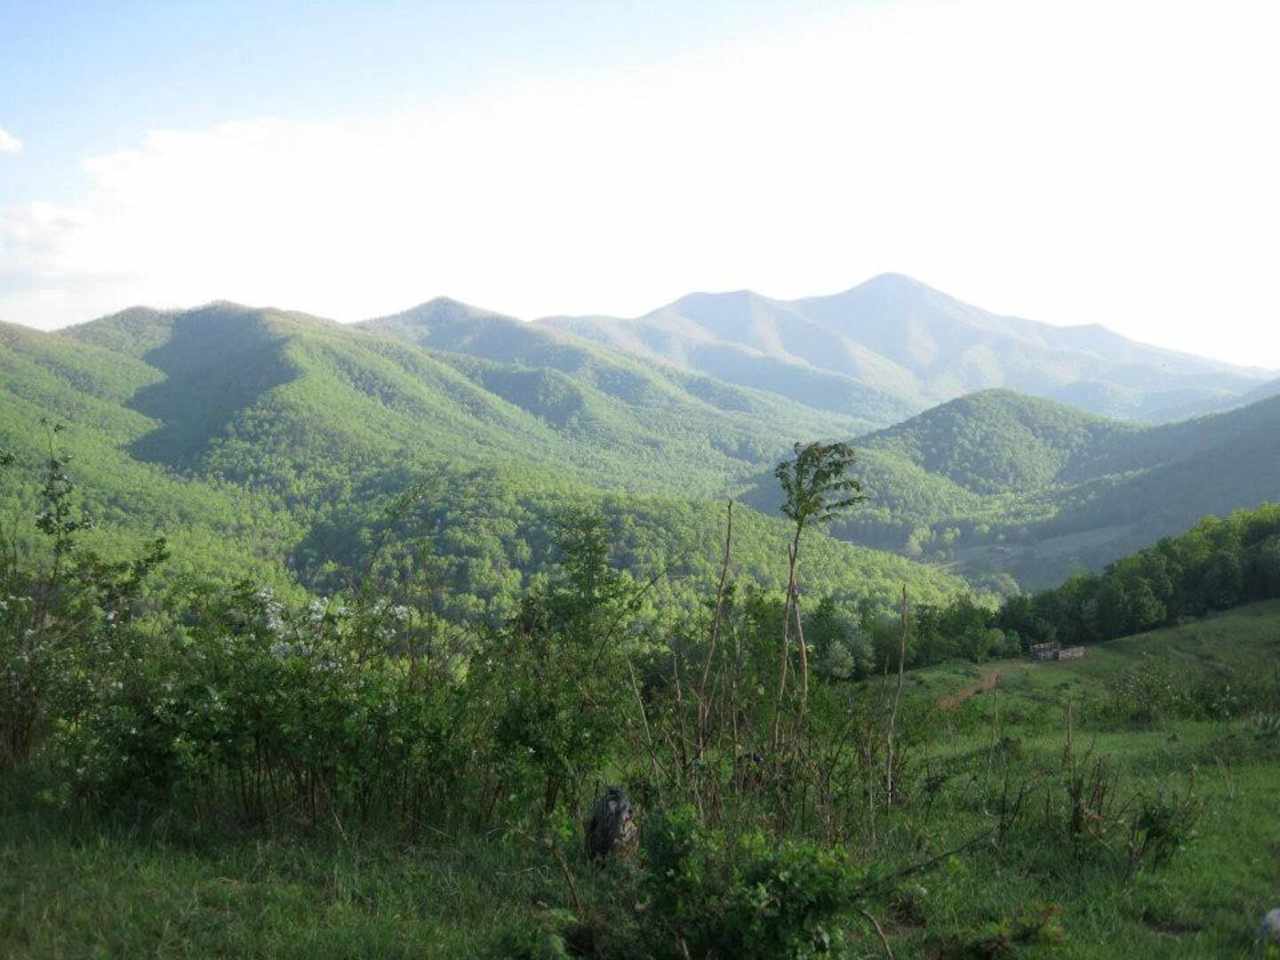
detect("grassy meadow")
[5,602,1277,959]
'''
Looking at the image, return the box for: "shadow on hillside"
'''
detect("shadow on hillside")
[126,306,298,470]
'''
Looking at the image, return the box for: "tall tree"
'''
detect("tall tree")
[773,441,866,733]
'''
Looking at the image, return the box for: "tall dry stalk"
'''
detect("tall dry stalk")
[697,501,733,758]
[885,586,909,805]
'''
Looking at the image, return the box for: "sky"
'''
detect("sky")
[1,0,1278,368]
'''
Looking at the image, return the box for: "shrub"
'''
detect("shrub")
[48,581,477,828]
[641,806,864,959]
[1102,655,1192,725]
[1126,777,1203,872]
[1,431,167,770]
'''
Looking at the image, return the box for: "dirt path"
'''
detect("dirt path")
[936,669,1002,711]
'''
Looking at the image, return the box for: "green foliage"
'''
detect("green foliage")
[1005,503,1280,651]
[1,428,167,769]
[740,388,1280,590]
[1126,780,1204,872]
[1102,655,1194,726]
[473,511,639,814]
[642,806,864,959]
[1,307,971,632]
[776,441,866,530]
[862,390,1135,496]
[47,580,477,824]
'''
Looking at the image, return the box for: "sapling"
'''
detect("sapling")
[772,441,865,746]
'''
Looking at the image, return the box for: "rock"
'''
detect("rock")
[1261,908,1280,944]
[585,786,635,860]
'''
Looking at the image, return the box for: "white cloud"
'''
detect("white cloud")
[2,0,1279,367]
[0,127,22,154]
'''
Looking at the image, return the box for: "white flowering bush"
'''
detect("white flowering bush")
[51,579,479,828]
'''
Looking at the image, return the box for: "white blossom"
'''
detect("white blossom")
[1261,909,1280,945]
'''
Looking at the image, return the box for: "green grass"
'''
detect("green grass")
[874,601,1280,957]
[0,805,536,959]
[5,603,1279,958]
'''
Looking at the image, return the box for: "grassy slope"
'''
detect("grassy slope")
[3,604,1276,958]
[886,600,1280,957]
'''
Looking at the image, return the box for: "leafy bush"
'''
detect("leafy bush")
[1249,712,1280,742]
[48,581,477,827]
[935,901,1067,958]
[1102,655,1193,725]
[1,432,167,770]
[471,510,639,818]
[491,908,582,960]
[1126,778,1203,872]
[641,806,864,959]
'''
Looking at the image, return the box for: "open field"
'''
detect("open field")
[4,603,1279,958]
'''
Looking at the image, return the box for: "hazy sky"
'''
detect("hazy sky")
[2,0,1278,367]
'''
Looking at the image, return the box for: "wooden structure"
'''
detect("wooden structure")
[1029,642,1059,662]
[1029,642,1088,662]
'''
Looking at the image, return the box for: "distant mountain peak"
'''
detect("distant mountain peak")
[664,288,772,311]
[859,271,930,290]
[389,297,511,325]
[418,295,478,311]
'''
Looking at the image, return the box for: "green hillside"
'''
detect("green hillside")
[55,301,865,502]
[859,389,1138,494]
[1,307,972,619]
[7,299,1279,601]
[0,318,302,589]
[361,297,893,438]
[730,388,1280,587]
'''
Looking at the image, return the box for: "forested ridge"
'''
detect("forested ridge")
[872,502,1280,672]
[6,299,1280,602]
[0,305,969,621]
[736,389,1280,587]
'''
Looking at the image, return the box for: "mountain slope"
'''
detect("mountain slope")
[538,273,1271,421]
[0,317,304,588]
[59,301,868,503]
[755,387,1280,586]
[1,310,975,621]
[857,390,1140,495]
[8,286,1277,601]
[359,297,902,435]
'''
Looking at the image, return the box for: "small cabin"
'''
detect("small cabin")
[1029,642,1059,662]
[1056,646,1087,661]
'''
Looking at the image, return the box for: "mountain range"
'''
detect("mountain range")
[0,301,963,620]
[2,273,1277,600]
[537,273,1273,422]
